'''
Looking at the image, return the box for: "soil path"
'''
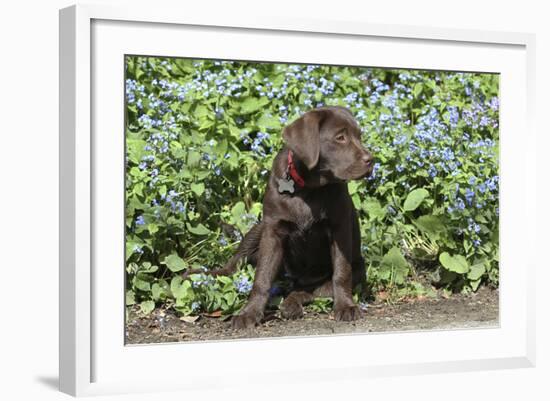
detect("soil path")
[126,287,498,344]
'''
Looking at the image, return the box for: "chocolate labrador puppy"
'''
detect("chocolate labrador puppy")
[189,106,374,329]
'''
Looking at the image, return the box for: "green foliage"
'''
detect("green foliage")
[403,188,430,211]
[439,252,469,274]
[307,297,334,314]
[125,56,499,316]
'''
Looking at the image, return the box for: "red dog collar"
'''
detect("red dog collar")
[287,150,305,188]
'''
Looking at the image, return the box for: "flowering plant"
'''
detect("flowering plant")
[125,57,499,316]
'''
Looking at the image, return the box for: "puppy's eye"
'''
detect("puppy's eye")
[335,133,347,143]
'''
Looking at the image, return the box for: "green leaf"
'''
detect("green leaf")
[231,201,246,220]
[347,181,360,195]
[140,262,158,274]
[257,113,281,129]
[127,140,148,165]
[126,241,143,261]
[190,182,205,196]
[470,279,482,291]
[186,222,210,236]
[163,253,187,272]
[132,276,150,292]
[187,150,202,166]
[403,188,430,211]
[240,97,269,114]
[382,247,409,269]
[133,182,144,196]
[377,264,392,281]
[217,276,233,286]
[214,139,228,158]
[414,215,445,234]
[439,252,470,274]
[171,276,192,299]
[126,290,136,306]
[467,262,486,281]
[139,300,155,315]
[363,198,386,220]
[381,247,410,284]
[224,292,237,305]
[194,104,210,118]
[147,223,159,235]
[151,283,162,301]
[413,83,422,98]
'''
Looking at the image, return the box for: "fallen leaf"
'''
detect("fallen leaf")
[179,315,200,323]
[377,291,389,301]
[203,310,223,318]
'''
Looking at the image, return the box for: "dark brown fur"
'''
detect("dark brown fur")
[186,106,373,329]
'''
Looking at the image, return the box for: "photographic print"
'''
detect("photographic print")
[124,56,499,344]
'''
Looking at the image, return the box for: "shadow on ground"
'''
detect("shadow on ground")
[35,376,58,391]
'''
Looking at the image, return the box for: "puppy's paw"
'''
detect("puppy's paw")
[280,300,304,320]
[231,310,263,330]
[334,304,363,322]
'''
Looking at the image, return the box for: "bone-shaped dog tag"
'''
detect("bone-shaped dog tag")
[277,177,295,194]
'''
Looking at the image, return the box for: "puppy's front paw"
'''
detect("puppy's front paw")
[231,310,263,329]
[280,300,304,320]
[334,304,363,321]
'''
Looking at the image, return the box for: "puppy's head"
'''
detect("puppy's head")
[283,106,374,182]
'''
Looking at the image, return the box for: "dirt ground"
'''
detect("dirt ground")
[126,287,498,344]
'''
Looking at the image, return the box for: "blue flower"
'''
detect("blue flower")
[392,134,407,146]
[135,216,145,226]
[455,198,465,211]
[344,92,358,104]
[465,189,475,205]
[489,97,499,111]
[256,131,270,141]
[448,106,459,127]
[467,218,481,233]
[486,176,498,191]
[368,162,381,181]
[235,277,253,294]
[369,92,380,103]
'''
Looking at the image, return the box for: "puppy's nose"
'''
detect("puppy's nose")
[362,153,373,166]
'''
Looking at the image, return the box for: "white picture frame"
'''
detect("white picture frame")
[59,3,536,397]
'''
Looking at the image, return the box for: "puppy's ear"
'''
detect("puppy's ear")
[282,110,326,170]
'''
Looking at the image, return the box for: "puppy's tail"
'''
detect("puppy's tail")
[181,223,262,279]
